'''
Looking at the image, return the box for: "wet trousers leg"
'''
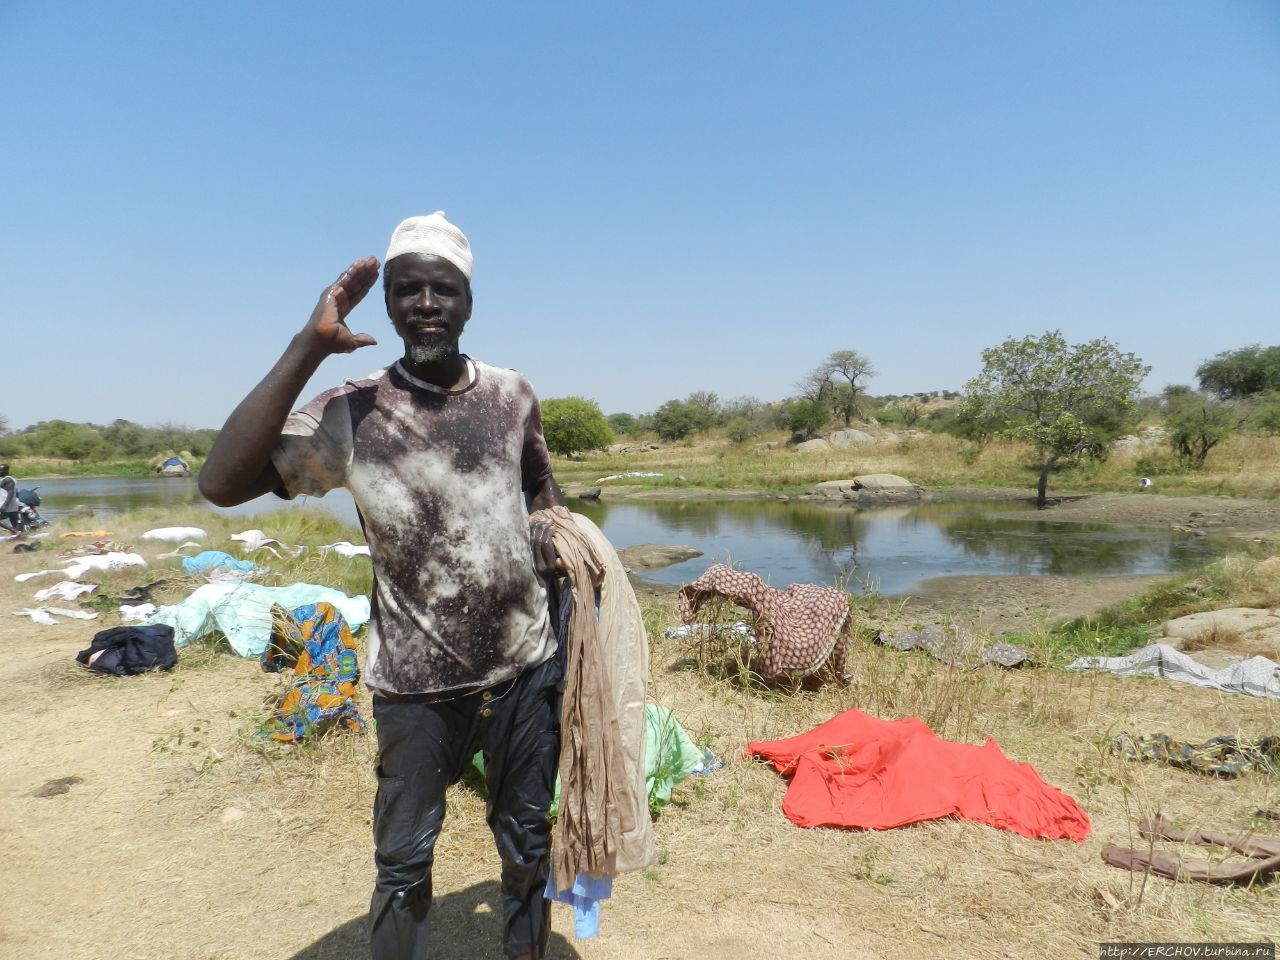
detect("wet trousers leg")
[368,654,561,959]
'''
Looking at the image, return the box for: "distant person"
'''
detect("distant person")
[198,212,565,960]
[0,465,24,535]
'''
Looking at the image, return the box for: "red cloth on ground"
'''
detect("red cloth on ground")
[747,708,1090,841]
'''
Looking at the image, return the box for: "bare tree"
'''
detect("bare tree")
[801,350,876,426]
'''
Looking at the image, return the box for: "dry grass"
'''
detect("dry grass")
[555,428,1280,500]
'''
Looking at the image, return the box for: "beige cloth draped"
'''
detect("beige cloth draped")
[532,507,655,891]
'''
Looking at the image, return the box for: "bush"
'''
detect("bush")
[725,417,758,444]
[606,412,637,436]
[785,399,829,440]
[652,400,699,442]
[540,397,613,455]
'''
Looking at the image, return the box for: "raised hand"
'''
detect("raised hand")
[302,257,381,354]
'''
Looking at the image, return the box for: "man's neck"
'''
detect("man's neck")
[399,352,469,391]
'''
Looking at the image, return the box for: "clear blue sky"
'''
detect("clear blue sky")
[2,1,1276,430]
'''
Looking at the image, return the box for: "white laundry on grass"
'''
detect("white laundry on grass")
[317,541,372,559]
[13,606,100,625]
[120,603,158,622]
[141,527,208,543]
[156,541,206,559]
[230,529,304,559]
[15,552,148,583]
[594,472,664,484]
[33,581,98,602]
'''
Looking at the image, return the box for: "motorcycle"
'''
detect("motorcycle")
[16,487,50,529]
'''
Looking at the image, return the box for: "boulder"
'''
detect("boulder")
[794,438,831,453]
[800,473,924,504]
[1162,608,1280,658]
[827,429,874,448]
[1113,426,1168,454]
[577,487,602,501]
[617,544,703,570]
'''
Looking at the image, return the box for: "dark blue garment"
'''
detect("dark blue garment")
[76,625,177,676]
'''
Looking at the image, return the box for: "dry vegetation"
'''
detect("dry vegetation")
[3,506,1279,959]
[554,429,1280,501]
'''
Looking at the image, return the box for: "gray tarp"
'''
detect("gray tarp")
[1067,642,1280,700]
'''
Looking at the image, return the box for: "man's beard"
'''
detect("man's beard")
[407,339,460,366]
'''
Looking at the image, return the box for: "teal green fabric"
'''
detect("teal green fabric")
[644,704,707,810]
[472,703,707,816]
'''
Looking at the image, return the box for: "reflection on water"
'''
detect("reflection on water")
[28,477,1222,594]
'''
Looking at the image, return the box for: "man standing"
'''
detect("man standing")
[199,213,564,960]
[0,465,25,536]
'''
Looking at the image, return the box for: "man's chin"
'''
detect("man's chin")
[407,342,460,366]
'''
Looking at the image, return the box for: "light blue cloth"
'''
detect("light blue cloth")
[545,868,612,938]
[142,582,371,657]
[181,550,260,576]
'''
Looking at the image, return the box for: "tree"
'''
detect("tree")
[725,417,759,444]
[539,397,613,455]
[1250,391,1280,435]
[960,331,1149,506]
[18,419,109,461]
[1196,344,1280,399]
[683,391,723,431]
[897,400,924,428]
[786,399,829,440]
[796,350,876,426]
[606,412,637,436]
[1162,387,1243,468]
[651,400,698,442]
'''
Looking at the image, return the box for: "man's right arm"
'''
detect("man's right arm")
[198,257,380,507]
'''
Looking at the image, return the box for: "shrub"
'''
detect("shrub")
[540,397,613,455]
[652,400,699,442]
[786,399,829,440]
[606,412,637,436]
[725,417,758,444]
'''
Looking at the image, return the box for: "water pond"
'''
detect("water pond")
[22,476,1222,594]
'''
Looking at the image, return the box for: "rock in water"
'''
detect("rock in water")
[617,544,703,569]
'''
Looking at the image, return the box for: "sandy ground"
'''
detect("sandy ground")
[2,497,1278,960]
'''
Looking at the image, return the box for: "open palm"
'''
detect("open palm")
[307,257,380,353]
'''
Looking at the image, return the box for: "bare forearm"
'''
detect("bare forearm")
[526,475,565,513]
[198,335,328,506]
[199,258,380,507]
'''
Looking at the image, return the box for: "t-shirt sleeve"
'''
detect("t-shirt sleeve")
[270,388,354,499]
[520,391,554,493]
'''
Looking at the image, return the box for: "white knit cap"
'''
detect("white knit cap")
[384,212,473,280]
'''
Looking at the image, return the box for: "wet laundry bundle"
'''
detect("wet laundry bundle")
[258,602,364,743]
[76,624,178,676]
[748,708,1090,841]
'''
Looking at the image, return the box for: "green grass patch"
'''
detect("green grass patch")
[998,552,1279,665]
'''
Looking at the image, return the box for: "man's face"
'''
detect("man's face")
[384,254,472,366]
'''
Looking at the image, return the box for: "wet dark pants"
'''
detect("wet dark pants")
[368,654,562,959]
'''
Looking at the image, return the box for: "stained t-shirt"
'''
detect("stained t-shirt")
[271,357,556,696]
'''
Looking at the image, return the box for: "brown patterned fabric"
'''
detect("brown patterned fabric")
[676,563,852,681]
